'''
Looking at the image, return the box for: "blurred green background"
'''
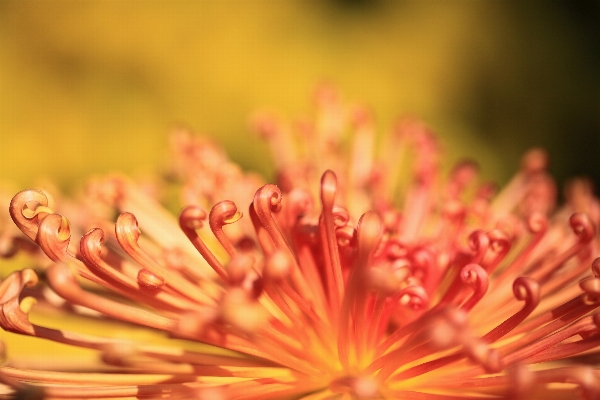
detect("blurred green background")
[1,0,599,192]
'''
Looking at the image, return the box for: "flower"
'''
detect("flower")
[1,87,600,399]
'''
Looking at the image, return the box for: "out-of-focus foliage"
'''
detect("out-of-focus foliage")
[0,1,599,189]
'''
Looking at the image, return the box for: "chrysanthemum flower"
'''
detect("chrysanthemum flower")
[1,87,600,399]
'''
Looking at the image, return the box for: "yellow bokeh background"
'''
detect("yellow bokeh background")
[2,2,599,189]
[1,0,599,360]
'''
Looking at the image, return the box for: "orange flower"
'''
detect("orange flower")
[1,87,599,399]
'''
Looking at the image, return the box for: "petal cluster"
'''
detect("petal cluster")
[0,88,599,399]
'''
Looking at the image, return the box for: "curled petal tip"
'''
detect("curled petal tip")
[209,200,242,257]
[332,205,350,228]
[19,268,39,289]
[461,263,486,284]
[513,277,540,304]
[79,228,105,267]
[459,263,488,311]
[579,277,600,296]
[285,188,313,222]
[320,170,337,210]
[368,264,409,295]
[9,189,52,242]
[357,211,383,256]
[254,184,282,210]
[101,342,137,366]
[452,160,479,181]
[526,212,549,234]
[264,250,292,281]
[429,314,460,349]
[570,212,596,242]
[221,288,267,335]
[0,269,39,335]
[36,213,71,262]
[179,205,208,231]
[468,230,490,254]
[210,200,242,227]
[46,262,76,289]
[227,253,256,285]
[521,148,549,174]
[115,212,141,246]
[176,309,219,340]
[442,200,466,220]
[336,225,356,248]
[137,269,165,289]
[487,229,512,253]
[399,285,428,310]
[227,254,263,299]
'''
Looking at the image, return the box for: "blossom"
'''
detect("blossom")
[1,87,600,399]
